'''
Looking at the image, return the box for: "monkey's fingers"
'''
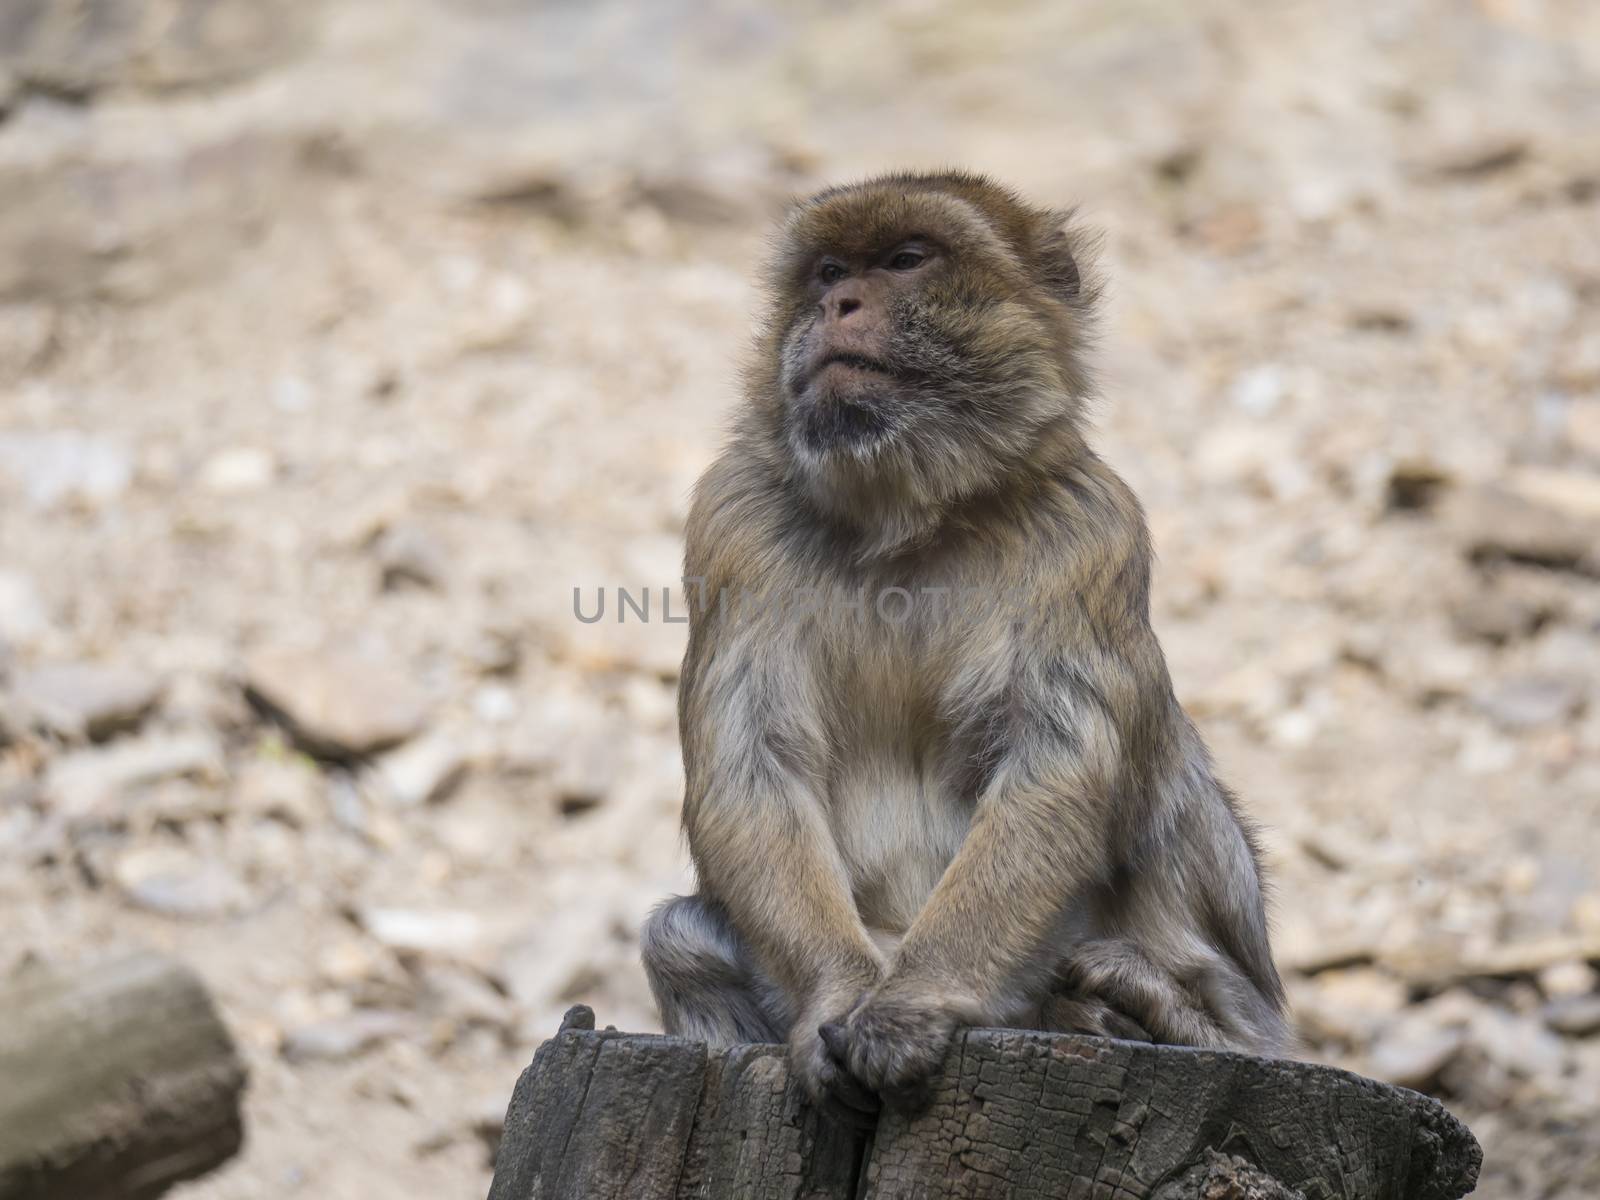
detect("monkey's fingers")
[1101,1010,1154,1043]
[818,1070,881,1130]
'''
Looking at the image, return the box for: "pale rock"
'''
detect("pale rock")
[12,661,164,741]
[417,962,515,1031]
[317,939,399,989]
[1473,675,1585,732]
[1468,1005,1569,1081]
[1566,401,1600,460]
[0,570,50,648]
[0,431,132,510]
[1529,966,1593,998]
[44,730,225,817]
[1456,730,1518,775]
[1293,966,1409,1045]
[234,756,323,827]
[1545,995,1600,1038]
[1447,484,1598,573]
[1366,1018,1465,1091]
[373,733,470,807]
[375,524,449,591]
[1505,466,1600,523]
[282,1010,412,1064]
[1457,934,1600,982]
[471,683,518,725]
[467,626,522,677]
[244,649,430,759]
[497,906,616,1016]
[358,906,491,960]
[199,446,276,493]
[113,844,253,918]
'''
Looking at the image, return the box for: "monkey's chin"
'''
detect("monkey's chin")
[793,393,894,458]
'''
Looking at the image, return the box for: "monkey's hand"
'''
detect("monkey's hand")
[790,982,882,1130]
[828,978,964,1112]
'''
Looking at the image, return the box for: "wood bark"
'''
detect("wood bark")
[489,1006,1480,1200]
[0,951,247,1200]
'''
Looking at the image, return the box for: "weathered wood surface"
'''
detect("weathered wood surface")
[489,1006,1480,1200]
[0,952,247,1200]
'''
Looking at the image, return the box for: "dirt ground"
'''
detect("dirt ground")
[2,1,1599,1196]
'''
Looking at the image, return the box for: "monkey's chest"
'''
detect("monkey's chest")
[827,731,972,937]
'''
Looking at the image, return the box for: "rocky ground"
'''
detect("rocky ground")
[1,1,1598,1197]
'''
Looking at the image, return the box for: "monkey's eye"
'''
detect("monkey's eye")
[817,260,847,285]
[887,247,928,271]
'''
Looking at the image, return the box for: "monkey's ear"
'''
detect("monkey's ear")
[1032,213,1096,308]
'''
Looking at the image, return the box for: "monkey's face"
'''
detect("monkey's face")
[760,175,1096,529]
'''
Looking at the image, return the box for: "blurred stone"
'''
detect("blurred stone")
[1228,365,1287,416]
[1470,1005,1569,1080]
[1545,996,1600,1038]
[234,756,323,827]
[113,844,252,918]
[44,730,225,817]
[1473,675,1585,732]
[0,303,55,378]
[1566,402,1600,460]
[1449,484,1599,574]
[1450,580,1560,644]
[1,0,308,97]
[417,962,515,1031]
[0,431,131,511]
[1293,966,1408,1045]
[1505,467,1600,523]
[374,733,469,808]
[467,626,522,677]
[551,734,622,817]
[0,570,49,648]
[376,525,449,592]
[1367,1022,1465,1091]
[244,649,430,760]
[470,1094,507,1169]
[1539,961,1599,1000]
[1454,935,1600,983]
[12,661,163,741]
[1421,136,1529,181]
[471,683,518,725]
[282,1010,411,1064]
[358,907,490,960]
[199,446,275,494]
[497,907,615,1016]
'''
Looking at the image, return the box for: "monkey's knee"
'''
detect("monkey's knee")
[641,894,787,1046]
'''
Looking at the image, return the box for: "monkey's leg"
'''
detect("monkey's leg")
[641,894,792,1046]
[1053,938,1248,1051]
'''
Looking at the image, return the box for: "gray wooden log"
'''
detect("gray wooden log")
[0,951,247,1200]
[489,1007,1480,1200]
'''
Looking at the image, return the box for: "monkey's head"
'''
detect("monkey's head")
[748,171,1099,547]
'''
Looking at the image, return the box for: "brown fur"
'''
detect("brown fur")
[642,172,1288,1122]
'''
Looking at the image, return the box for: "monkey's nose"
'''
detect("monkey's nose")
[834,297,862,319]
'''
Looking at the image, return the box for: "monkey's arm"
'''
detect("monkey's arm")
[681,622,886,1114]
[838,629,1153,1097]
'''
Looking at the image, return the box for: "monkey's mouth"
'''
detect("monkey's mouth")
[812,352,896,380]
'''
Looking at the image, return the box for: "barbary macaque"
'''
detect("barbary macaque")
[642,172,1288,1124]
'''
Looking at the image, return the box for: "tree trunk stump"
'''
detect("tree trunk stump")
[488,1006,1480,1200]
[0,952,247,1200]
